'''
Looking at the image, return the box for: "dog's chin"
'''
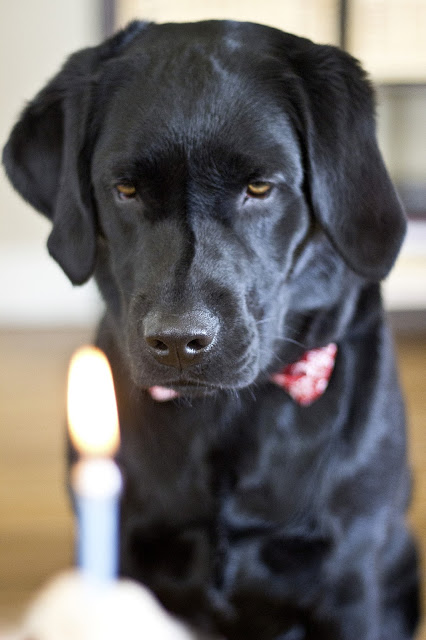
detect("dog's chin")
[148,382,219,401]
[141,371,260,401]
[131,357,261,401]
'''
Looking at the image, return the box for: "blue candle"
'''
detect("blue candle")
[72,458,122,582]
[68,346,122,583]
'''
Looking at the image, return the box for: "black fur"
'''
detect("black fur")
[3,20,419,640]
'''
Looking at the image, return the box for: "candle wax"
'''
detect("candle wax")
[72,457,122,582]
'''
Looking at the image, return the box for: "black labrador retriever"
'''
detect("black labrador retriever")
[3,20,419,640]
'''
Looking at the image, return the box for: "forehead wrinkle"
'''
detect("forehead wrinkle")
[105,90,295,163]
[103,44,285,146]
[95,48,303,188]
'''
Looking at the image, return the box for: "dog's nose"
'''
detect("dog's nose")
[143,312,218,369]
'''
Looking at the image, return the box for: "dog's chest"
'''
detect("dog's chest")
[119,391,333,631]
[121,389,332,524]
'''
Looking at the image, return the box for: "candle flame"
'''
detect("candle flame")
[67,346,120,457]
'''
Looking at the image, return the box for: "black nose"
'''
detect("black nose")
[143,311,218,369]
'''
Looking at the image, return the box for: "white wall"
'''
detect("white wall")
[377,87,426,311]
[0,0,103,326]
[377,86,426,184]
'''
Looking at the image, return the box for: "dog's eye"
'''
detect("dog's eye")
[115,184,137,200]
[247,182,272,198]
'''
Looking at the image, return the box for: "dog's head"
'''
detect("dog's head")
[3,21,406,395]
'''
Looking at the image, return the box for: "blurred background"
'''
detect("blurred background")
[0,0,425,635]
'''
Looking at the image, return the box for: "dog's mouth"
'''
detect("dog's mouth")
[148,381,220,401]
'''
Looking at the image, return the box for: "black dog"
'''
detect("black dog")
[3,20,419,640]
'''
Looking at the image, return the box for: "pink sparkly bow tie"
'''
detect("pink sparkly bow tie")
[270,343,337,406]
[149,343,338,405]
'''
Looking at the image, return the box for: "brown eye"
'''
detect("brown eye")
[247,182,272,198]
[116,184,137,199]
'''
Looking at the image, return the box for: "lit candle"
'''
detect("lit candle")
[67,346,122,583]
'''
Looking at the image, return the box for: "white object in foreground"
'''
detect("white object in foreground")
[8,571,195,640]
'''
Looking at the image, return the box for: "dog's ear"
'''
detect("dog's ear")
[287,40,406,281]
[3,50,99,285]
[2,21,147,285]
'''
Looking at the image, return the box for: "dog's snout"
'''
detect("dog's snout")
[143,312,218,369]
